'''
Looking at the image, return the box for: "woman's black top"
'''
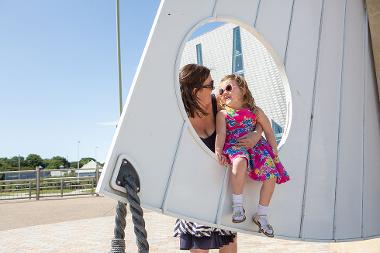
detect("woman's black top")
[199,94,217,153]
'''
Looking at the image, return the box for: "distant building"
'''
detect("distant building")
[180,23,290,143]
[75,160,102,178]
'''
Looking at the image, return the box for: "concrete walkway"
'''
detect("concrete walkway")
[0,196,379,253]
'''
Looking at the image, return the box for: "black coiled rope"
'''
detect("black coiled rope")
[110,175,149,253]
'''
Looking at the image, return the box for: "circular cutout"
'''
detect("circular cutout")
[177,20,292,150]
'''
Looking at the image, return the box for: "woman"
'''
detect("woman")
[174,64,263,252]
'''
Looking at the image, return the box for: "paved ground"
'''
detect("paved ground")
[0,196,379,253]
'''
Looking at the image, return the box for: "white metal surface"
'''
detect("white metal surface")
[97,0,380,241]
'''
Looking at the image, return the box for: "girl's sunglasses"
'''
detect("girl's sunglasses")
[218,84,232,95]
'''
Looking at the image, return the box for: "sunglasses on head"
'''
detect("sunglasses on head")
[200,80,214,90]
[218,84,233,95]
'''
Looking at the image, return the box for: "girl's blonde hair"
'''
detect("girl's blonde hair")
[220,74,257,113]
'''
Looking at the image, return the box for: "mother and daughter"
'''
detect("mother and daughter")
[174,64,289,252]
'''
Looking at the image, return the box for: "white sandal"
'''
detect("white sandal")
[252,213,274,237]
[232,206,246,223]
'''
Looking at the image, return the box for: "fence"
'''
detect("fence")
[0,167,100,200]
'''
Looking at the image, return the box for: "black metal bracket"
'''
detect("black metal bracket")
[115,159,140,192]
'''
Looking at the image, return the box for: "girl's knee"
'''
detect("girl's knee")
[233,157,247,168]
[231,158,248,175]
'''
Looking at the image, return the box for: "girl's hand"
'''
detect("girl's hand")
[216,150,228,166]
[272,147,279,156]
[237,131,261,148]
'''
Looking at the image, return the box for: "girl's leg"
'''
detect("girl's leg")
[254,177,277,237]
[230,157,247,195]
[219,236,237,253]
[230,157,248,223]
[190,249,209,253]
[259,177,276,206]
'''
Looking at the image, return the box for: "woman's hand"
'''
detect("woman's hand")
[236,131,261,148]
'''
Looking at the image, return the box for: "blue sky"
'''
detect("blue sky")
[0,1,161,162]
[0,0,223,163]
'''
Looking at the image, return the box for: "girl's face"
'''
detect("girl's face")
[219,79,244,109]
[194,74,214,105]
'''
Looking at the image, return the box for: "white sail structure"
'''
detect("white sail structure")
[97,0,380,241]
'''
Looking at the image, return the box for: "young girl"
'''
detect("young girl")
[215,74,290,237]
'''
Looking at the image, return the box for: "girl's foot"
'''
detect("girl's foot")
[232,206,246,223]
[252,213,274,237]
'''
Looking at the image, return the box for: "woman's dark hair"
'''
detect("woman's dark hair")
[179,64,210,117]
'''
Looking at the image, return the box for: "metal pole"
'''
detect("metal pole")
[36,166,40,200]
[60,178,64,197]
[77,141,80,182]
[91,178,95,196]
[18,154,21,179]
[111,2,128,252]
[95,146,99,183]
[116,0,123,115]
[29,181,32,199]
[77,141,80,170]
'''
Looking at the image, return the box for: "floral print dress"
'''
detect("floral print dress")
[222,106,290,184]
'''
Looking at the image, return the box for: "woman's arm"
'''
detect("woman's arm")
[215,110,227,165]
[256,107,278,155]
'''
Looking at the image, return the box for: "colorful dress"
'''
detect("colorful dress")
[222,106,290,184]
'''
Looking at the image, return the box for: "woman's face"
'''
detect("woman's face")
[194,74,214,104]
[219,79,244,109]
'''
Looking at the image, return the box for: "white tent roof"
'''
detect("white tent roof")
[80,160,97,169]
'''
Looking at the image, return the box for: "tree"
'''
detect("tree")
[45,156,69,170]
[9,156,25,168]
[70,161,78,168]
[0,158,12,172]
[25,154,44,168]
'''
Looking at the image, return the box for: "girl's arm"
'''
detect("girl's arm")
[256,107,278,155]
[215,110,227,165]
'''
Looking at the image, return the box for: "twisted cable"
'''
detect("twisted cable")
[125,175,149,253]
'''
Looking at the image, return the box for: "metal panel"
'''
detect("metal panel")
[363,20,380,237]
[163,124,226,223]
[96,0,380,240]
[278,0,324,238]
[213,0,260,25]
[302,0,347,240]
[254,0,294,61]
[96,0,216,208]
[334,0,366,239]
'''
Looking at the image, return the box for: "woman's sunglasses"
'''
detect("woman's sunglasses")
[218,84,233,95]
[200,80,214,90]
